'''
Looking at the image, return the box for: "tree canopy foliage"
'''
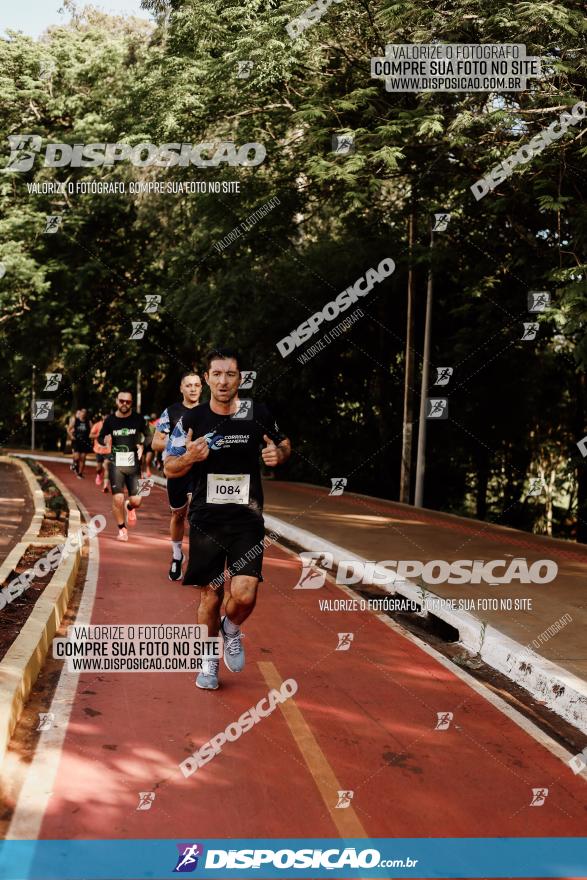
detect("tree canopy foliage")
[0,0,586,537]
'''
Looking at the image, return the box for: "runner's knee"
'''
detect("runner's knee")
[199,587,222,608]
[230,577,258,606]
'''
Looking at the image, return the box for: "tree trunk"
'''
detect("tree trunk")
[400,209,416,504]
[475,447,489,520]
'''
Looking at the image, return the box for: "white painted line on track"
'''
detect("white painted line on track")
[6,496,101,841]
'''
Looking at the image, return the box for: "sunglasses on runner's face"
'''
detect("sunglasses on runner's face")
[118,399,132,406]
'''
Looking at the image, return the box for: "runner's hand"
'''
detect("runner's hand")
[186,429,209,462]
[262,434,282,467]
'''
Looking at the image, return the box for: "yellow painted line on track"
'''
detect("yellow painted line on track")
[258,660,368,838]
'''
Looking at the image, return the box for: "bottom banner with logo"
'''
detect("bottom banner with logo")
[0,838,586,878]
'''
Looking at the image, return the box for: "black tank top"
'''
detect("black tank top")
[73,417,89,440]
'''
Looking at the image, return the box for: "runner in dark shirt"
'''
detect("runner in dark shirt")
[90,413,111,492]
[165,348,291,691]
[67,408,92,478]
[168,400,285,526]
[98,391,145,542]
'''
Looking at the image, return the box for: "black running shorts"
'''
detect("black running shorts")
[72,440,92,453]
[108,463,140,496]
[183,519,266,588]
[167,474,192,511]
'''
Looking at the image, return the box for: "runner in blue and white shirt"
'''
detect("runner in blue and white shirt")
[151,372,203,580]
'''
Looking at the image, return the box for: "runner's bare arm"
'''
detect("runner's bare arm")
[151,430,168,452]
[262,435,291,467]
[136,430,145,460]
[164,429,209,477]
[97,420,111,447]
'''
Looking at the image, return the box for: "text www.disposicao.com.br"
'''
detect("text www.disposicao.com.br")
[70,657,203,671]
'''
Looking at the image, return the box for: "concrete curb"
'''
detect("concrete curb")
[0,459,84,765]
[0,455,47,600]
[264,514,587,735]
[0,455,45,552]
[0,544,29,587]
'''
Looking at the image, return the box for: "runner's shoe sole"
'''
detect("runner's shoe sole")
[195,675,219,690]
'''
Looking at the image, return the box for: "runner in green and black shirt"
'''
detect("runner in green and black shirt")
[98,390,145,543]
[165,348,291,691]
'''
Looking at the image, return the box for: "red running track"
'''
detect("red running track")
[13,463,587,844]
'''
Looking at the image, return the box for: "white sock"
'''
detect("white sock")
[172,541,183,561]
[223,615,240,634]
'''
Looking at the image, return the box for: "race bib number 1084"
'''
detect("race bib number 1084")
[206,473,250,505]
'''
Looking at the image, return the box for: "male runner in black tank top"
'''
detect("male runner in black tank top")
[152,371,202,580]
[67,408,92,478]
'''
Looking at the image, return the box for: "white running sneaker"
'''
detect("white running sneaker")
[196,658,220,690]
